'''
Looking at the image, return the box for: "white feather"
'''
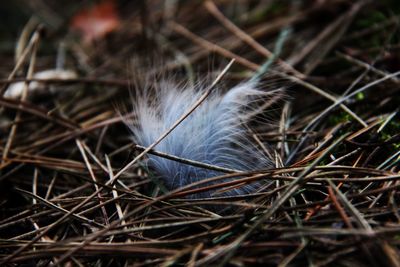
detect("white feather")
[127,78,278,198]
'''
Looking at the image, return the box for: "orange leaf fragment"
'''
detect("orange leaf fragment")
[71,0,120,44]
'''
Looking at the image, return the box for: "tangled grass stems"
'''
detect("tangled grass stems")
[1,1,400,266]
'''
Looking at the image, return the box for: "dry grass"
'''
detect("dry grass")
[1,0,400,266]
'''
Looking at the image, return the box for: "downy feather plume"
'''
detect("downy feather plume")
[127,77,281,199]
